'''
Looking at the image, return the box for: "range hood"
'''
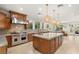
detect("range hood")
[12,15,28,24]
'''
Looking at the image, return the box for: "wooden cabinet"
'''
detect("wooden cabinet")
[9,11,27,21]
[33,36,53,53]
[50,39,55,53]
[33,35,63,54]
[0,46,7,54]
[0,12,11,29]
[39,39,50,53]
[33,37,40,49]
[59,36,63,46]
[6,35,12,47]
[55,37,59,49]
[9,11,28,29]
[28,33,33,41]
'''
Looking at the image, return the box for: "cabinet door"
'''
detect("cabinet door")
[58,36,63,46]
[0,13,11,29]
[60,36,63,45]
[54,38,58,50]
[33,37,40,50]
[0,13,6,20]
[0,46,7,54]
[0,22,5,29]
[4,19,11,29]
[28,33,33,41]
[58,37,60,46]
[6,36,12,47]
[0,13,5,29]
[50,39,55,53]
[56,37,59,49]
[39,39,50,53]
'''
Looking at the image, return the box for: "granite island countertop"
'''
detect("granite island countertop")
[33,33,63,40]
[24,29,51,34]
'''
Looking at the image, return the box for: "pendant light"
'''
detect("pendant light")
[44,4,60,25]
[44,4,51,22]
[44,4,55,23]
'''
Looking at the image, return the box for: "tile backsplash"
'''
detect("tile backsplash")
[9,24,25,33]
[0,30,9,34]
[0,24,26,34]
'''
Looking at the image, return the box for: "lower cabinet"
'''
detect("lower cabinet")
[6,35,12,47]
[33,37,50,53]
[33,37,40,49]
[0,46,7,54]
[28,33,33,42]
[39,39,50,53]
[50,39,55,53]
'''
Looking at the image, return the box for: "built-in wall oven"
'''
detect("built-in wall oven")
[12,34,20,46]
[20,32,27,43]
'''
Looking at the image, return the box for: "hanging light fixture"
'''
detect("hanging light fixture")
[44,4,60,25]
[44,4,51,22]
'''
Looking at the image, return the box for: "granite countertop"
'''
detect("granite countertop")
[0,36,8,47]
[0,33,11,36]
[25,29,51,34]
[68,33,79,36]
[33,33,63,40]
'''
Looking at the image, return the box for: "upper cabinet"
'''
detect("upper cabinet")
[9,11,28,24]
[0,9,11,29]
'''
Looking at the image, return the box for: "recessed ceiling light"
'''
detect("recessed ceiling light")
[68,4,72,7]
[20,8,23,11]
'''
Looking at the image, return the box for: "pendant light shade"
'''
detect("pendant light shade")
[44,15,51,22]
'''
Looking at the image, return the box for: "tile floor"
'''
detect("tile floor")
[7,35,79,54]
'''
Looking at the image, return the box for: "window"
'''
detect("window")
[46,24,49,28]
[28,23,33,29]
[41,23,44,29]
[35,22,40,29]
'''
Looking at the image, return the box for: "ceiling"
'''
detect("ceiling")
[0,4,79,23]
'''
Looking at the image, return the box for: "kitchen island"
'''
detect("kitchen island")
[33,33,63,54]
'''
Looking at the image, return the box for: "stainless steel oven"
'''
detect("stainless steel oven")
[20,32,28,43]
[11,32,28,46]
[12,34,20,46]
